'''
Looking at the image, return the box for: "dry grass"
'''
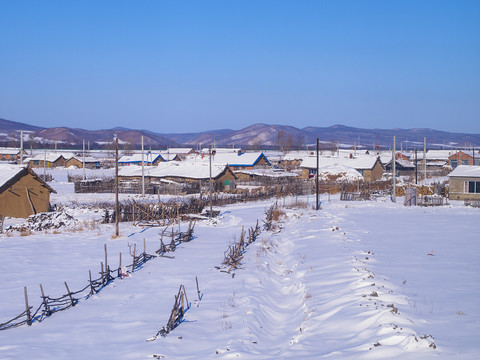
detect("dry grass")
[272,208,285,222]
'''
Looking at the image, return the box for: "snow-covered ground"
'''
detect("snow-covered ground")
[0,170,479,359]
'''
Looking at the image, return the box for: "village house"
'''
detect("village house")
[118,162,237,192]
[118,153,165,166]
[448,165,480,201]
[65,156,102,169]
[384,158,416,178]
[448,150,480,169]
[0,164,56,218]
[161,148,195,161]
[25,153,67,168]
[0,147,27,162]
[300,155,384,183]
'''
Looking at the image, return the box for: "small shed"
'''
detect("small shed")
[448,165,480,201]
[0,165,56,218]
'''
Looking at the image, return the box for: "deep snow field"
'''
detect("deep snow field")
[0,168,479,359]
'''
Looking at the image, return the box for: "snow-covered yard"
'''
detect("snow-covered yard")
[1,179,479,359]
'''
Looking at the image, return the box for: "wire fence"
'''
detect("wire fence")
[0,221,195,331]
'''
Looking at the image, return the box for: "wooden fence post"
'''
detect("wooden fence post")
[24,286,31,326]
[89,270,95,295]
[196,276,201,301]
[118,252,122,277]
[132,243,136,273]
[64,282,75,306]
[39,283,50,316]
[104,244,108,279]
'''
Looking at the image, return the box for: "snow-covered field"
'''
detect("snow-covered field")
[1,170,479,359]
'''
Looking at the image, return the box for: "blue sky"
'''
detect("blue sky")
[1,0,479,133]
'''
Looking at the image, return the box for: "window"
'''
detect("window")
[33,160,39,166]
[451,160,458,168]
[465,181,480,193]
[462,159,469,165]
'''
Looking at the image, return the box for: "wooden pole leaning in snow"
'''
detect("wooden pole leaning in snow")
[392,136,396,203]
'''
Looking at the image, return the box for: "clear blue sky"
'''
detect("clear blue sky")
[1,0,479,134]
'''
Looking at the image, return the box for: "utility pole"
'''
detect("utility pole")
[316,138,320,210]
[20,130,23,165]
[82,140,86,181]
[141,135,145,197]
[423,137,427,180]
[115,137,119,237]
[392,136,396,203]
[43,147,46,181]
[209,144,213,217]
[415,149,418,184]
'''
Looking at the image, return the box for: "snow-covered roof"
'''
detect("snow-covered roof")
[235,168,298,178]
[0,147,23,155]
[25,153,72,162]
[423,150,454,160]
[318,165,363,182]
[119,162,232,180]
[118,153,164,164]
[67,156,101,163]
[300,155,380,170]
[0,164,55,193]
[183,152,271,167]
[0,165,27,189]
[448,165,480,178]
[385,159,415,169]
[165,148,194,154]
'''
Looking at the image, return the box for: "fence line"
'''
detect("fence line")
[0,222,195,331]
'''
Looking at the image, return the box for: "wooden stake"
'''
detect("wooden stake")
[101,262,104,285]
[24,286,31,325]
[64,282,75,306]
[89,270,94,295]
[196,276,201,301]
[104,244,108,279]
[39,283,49,315]
[132,243,136,272]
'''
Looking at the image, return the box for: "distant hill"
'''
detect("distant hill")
[0,117,479,150]
[0,118,44,132]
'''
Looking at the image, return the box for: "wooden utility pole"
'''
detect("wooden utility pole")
[20,130,23,165]
[141,135,145,197]
[115,137,119,237]
[415,149,418,184]
[82,139,86,181]
[423,137,427,180]
[316,138,319,210]
[392,136,396,203]
[209,144,213,217]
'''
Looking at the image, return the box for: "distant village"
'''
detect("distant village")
[1,141,480,219]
